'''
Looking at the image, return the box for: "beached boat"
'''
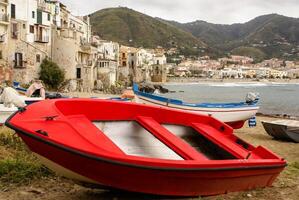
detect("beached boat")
[6,99,286,196]
[133,83,259,129]
[262,120,299,143]
[0,96,43,125]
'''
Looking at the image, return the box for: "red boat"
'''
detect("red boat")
[6,99,286,196]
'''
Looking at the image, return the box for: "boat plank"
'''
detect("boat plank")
[191,123,251,159]
[66,115,126,155]
[136,116,208,161]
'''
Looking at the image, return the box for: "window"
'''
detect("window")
[36,54,41,63]
[11,4,15,19]
[37,10,42,24]
[48,13,50,21]
[157,60,160,65]
[23,24,26,29]
[11,23,18,39]
[122,61,126,66]
[76,68,81,79]
[30,25,34,33]
[14,53,23,68]
[0,51,2,60]
[32,11,35,18]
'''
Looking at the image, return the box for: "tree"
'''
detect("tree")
[39,59,65,90]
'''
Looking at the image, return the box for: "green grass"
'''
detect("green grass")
[0,127,53,186]
[0,154,52,186]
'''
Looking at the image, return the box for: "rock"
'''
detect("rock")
[27,188,45,195]
[247,193,252,197]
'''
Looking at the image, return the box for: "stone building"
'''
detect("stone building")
[0,0,52,83]
[95,40,119,87]
[50,1,95,92]
[0,0,11,82]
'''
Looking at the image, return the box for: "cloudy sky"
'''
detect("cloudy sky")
[59,0,299,24]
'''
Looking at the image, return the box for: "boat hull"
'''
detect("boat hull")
[18,132,283,196]
[135,95,258,129]
[5,99,285,196]
[262,121,299,143]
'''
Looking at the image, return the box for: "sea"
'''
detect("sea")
[160,82,299,117]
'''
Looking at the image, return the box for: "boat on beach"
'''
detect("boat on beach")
[262,120,299,143]
[0,96,43,125]
[133,83,260,129]
[6,99,286,196]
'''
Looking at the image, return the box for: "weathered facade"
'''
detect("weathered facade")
[0,0,11,82]
[92,39,119,88]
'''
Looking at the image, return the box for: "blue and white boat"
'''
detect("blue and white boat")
[133,83,259,129]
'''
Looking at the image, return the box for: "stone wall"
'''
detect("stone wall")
[0,65,12,83]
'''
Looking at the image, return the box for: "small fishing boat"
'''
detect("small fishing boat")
[262,120,299,143]
[6,99,285,196]
[0,96,43,125]
[133,83,259,129]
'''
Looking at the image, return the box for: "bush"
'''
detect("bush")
[39,59,65,90]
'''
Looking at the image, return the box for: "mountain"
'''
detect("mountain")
[162,14,299,61]
[90,7,206,50]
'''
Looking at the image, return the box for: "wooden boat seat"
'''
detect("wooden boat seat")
[136,116,208,160]
[66,115,125,155]
[191,123,251,159]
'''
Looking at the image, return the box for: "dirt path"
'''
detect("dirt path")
[0,116,298,200]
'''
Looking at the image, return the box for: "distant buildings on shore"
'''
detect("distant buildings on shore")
[169,56,299,80]
[0,1,298,91]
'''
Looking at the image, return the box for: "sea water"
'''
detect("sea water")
[161,82,299,117]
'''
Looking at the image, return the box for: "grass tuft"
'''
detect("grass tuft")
[0,127,53,186]
[0,156,52,185]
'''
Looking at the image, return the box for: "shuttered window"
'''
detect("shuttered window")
[11,4,16,19]
[14,53,23,68]
[37,10,42,24]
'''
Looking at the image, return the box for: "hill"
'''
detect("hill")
[90,7,206,51]
[162,14,299,60]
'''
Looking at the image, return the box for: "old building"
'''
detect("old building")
[1,0,52,83]
[95,40,119,87]
[0,0,11,82]
[50,1,94,92]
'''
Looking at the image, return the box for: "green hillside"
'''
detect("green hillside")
[164,14,299,60]
[90,7,206,50]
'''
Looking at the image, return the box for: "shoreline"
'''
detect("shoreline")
[166,77,299,84]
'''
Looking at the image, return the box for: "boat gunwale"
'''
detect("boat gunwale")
[136,95,259,112]
[133,84,259,109]
[5,110,286,172]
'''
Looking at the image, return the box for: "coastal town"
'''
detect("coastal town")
[0,0,298,200]
[0,0,299,94]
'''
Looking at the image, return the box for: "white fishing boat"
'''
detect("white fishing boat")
[133,83,259,129]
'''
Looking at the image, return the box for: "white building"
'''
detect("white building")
[95,40,119,86]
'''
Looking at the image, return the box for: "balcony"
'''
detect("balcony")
[34,35,49,43]
[14,61,27,69]
[37,1,51,13]
[0,14,9,25]
[0,0,8,5]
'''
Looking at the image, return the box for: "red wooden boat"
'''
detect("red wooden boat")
[6,99,286,196]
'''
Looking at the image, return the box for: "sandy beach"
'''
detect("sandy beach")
[0,115,298,200]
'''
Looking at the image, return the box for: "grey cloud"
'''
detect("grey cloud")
[59,0,299,24]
